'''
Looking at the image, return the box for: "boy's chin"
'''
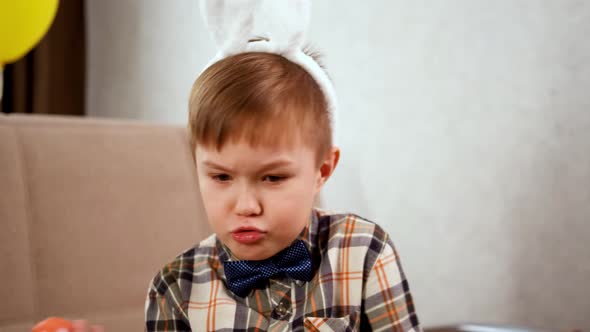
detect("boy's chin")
[227,243,279,261]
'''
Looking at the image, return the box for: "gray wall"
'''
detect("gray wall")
[87,1,590,330]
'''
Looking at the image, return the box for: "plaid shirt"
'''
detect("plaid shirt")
[145,209,421,332]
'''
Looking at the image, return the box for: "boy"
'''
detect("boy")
[144,53,420,332]
[145,1,420,331]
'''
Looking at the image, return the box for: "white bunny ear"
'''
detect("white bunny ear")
[199,0,338,144]
[200,0,311,56]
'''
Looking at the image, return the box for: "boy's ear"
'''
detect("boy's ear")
[316,146,340,191]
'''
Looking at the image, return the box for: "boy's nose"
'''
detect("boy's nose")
[234,188,262,216]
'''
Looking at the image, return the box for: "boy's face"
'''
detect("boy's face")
[195,139,338,261]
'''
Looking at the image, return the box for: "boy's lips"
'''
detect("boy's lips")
[231,227,266,244]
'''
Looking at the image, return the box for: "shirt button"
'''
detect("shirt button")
[275,300,291,318]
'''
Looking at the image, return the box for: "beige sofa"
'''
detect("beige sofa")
[0,114,210,331]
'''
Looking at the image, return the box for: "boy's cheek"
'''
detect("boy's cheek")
[270,186,315,212]
[201,188,227,209]
[197,185,228,218]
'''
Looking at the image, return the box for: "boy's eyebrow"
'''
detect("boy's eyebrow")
[200,159,295,173]
[201,160,233,172]
[257,159,295,173]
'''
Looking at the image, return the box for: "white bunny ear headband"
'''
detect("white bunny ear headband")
[200,0,338,142]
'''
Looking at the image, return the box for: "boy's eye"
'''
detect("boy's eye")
[262,175,286,183]
[212,174,232,182]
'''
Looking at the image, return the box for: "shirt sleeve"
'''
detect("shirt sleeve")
[145,271,192,332]
[361,233,421,332]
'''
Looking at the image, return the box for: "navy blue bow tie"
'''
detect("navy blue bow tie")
[223,239,314,297]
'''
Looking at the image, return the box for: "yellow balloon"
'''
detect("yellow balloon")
[0,0,59,67]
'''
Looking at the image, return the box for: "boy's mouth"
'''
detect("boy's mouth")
[231,227,266,244]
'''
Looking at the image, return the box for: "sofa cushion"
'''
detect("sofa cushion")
[0,124,36,323]
[0,114,210,327]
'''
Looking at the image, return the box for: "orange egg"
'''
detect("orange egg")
[32,317,73,332]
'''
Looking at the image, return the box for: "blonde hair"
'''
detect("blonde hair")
[188,52,332,165]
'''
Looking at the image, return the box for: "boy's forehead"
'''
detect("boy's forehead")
[195,136,323,170]
[192,105,327,166]
[196,138,310,159]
